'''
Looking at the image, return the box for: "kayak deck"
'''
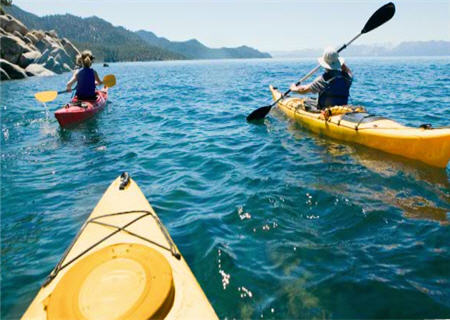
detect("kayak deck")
[54,89,108,127]
[22,173,218,320]
[270,85,450,168]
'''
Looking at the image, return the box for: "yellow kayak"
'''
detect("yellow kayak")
[22,173,218,320]
[270,85,450,168]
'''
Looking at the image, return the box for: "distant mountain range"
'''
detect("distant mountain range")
[4,5,271,62]
[136,30,270,60]
[271,41,450,58]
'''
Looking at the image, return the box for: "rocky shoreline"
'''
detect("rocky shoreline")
[0,12,80,81]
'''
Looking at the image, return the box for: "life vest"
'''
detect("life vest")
[75,68,96,99]
[318,70,351,109]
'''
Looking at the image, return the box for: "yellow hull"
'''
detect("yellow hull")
[22,174,218,320]
[270,85,450,168]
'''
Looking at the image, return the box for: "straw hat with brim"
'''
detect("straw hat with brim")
[318,46,344,71]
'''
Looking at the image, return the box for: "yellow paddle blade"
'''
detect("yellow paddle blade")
[35,91,58,103]
[103,74,116,88]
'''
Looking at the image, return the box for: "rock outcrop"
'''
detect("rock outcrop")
[1,58,27,79]
[0,13,80,80]
[25,63,55,77]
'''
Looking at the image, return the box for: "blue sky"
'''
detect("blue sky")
[13,0,450,51]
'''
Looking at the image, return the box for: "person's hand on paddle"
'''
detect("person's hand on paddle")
[290,83,310,94]
[290,83,299,92]
[66,85,72,92]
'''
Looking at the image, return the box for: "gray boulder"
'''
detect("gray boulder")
[25,32,38,44]
[25,63,55,77]
[52,47,72,67]
[44,55,56,69]
[0,67,10,80]
[35,36,53,52]
[37,47,74,73]
[22,35,32,45]
[62,63,72,72]
[35,34,61,52]
[18,50,41,68]
[0,34,30,64]
[0,58,27,79]
[30,30,45,41]
[13,30,25,40]
[53,61,63,74]
[2,14,28,36]
[44,34,62,48]
[44,56,63,73]
[61,38,80,67]
[45,30,58,38]
[36,48,51,64]
[0,15,9,30]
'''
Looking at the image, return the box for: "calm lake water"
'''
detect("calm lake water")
[1,57,449,319]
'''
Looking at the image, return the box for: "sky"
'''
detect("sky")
[12,0,450,52]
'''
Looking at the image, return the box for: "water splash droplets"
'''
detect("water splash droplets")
[237,206,251,220]
[238,286,253,298]
[219,270,230,290]
[3,128,9,141]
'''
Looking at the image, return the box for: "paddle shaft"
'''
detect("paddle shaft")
[271,33,363,108]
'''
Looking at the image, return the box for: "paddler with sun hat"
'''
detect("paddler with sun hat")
[289,46,353,110]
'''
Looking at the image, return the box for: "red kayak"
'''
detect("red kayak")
[54,88,108,127]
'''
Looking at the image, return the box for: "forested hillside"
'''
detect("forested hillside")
[4,5,183,61]
[5,5,271,62]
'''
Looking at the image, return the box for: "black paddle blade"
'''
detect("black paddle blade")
[361,2,395,34]
[246,105,272,122]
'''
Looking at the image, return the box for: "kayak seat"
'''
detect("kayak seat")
[303,98,321,113]
[75,94,98,101]
[70,93,99,108]
[69,101,90,108]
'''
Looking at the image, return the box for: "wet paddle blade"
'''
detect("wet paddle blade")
[35,91,58,103]
[362,2,395,34]
[103,74,116,88]
[246,105,272,122]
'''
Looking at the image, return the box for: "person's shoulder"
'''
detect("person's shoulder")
[308,74,327,93]
[343,70,353,80]
[322,71,335,81]
[313,73,325,82]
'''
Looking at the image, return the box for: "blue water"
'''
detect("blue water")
[1,57,450,319]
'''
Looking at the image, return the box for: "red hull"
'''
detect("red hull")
[54,89,108,127]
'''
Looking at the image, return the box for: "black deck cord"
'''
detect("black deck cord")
[355,114,378,131]
[43,210,181,287]
[418,124,450,129]
[419,123,432,129]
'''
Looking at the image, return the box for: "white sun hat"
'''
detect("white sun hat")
[318,46,345,71]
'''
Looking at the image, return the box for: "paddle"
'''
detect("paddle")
[34,74,117,103]
[246,2,396,122]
